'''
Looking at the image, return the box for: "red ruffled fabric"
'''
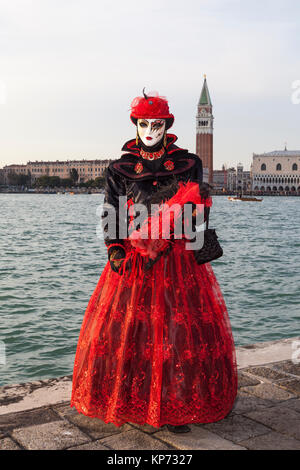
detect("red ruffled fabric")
[70,185,237,428]
[129,181,212,259]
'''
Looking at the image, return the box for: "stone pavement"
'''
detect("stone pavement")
[1,338,300,450]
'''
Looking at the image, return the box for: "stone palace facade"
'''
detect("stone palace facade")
[252,148,300,192]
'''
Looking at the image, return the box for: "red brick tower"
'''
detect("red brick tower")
[196,75,214,184]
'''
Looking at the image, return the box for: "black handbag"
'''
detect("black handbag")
[193,206,223,265]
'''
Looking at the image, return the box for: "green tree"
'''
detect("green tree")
[60,178,73,188]
[18,174,31,186]
[85,179,96,188]
[35,175,61,188]
[7,172,30,186]
[48,176,61,188]
[70,168,79,185]
[94,176,105,188]
[35,175,51,188]
[7,172,19,185]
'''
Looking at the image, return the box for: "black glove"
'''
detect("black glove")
[108,246,131,275]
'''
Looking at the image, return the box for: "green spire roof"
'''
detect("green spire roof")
[199,77,212,106]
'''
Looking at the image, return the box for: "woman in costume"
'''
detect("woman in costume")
[71,91,237,433]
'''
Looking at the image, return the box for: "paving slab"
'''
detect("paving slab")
[53,403,132,439]
[99,429,172,450]
[239,431,300,450]
[200,414,270,443]
[238,372,261,388]
[241,366,290,382]
[271,360,300,377]
[281,399,300,413]
[130,422,164,434]
[0,406,61,433]
[11,420,91,450]
[231,392,274,415]
[276,379,300,396]
[154,425,246,450]
[68,440,110,450]
[243,382,296,402]
[0,437,22,450]
[245,405,300,440]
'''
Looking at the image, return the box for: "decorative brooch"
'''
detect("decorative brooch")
[164,160,174,171]
[134,162,143,174]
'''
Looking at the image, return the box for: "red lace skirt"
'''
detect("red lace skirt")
[70,239,237,428]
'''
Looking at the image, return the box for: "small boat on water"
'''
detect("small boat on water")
[228,196,241,202]
[228,196,263,202]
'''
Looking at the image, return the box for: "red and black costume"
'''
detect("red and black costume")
[71,93,237,429]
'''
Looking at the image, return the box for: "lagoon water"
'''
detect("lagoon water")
[0,194,299,386]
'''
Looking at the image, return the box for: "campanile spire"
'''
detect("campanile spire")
[196,76,214,184]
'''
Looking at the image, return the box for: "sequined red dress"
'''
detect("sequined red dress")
[70,137,237,428]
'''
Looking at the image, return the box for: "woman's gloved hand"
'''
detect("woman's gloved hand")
[108,246,131,275]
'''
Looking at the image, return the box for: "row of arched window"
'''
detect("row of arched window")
[254,186,300,192]
[261,163,298,171]
[255,176,300,184]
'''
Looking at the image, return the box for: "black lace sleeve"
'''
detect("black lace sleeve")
[101,164,127,250]
[178,154,211,224]
[188,154,203,187]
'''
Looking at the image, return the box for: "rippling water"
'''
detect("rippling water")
[0,194,299,386]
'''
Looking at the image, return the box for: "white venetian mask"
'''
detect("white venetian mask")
[137,118,166,147]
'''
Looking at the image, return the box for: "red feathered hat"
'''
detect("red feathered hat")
[130,89,174,129]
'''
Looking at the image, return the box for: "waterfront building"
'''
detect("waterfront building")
[2,164,29,184]
[28,159,111,183]
[196,76,214,184]
[1,159,112,184]
[236,163,252,192]
[227,167,236,192]
[236,163,243,190]
[0,169,4,185]
[252,147,300,193]
[225,164,252,192]
[242,170,252,192]
[213,165,227,191]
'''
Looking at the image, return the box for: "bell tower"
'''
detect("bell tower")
[196,75,214,184]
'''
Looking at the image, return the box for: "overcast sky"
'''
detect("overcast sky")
[0,0,300,170]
